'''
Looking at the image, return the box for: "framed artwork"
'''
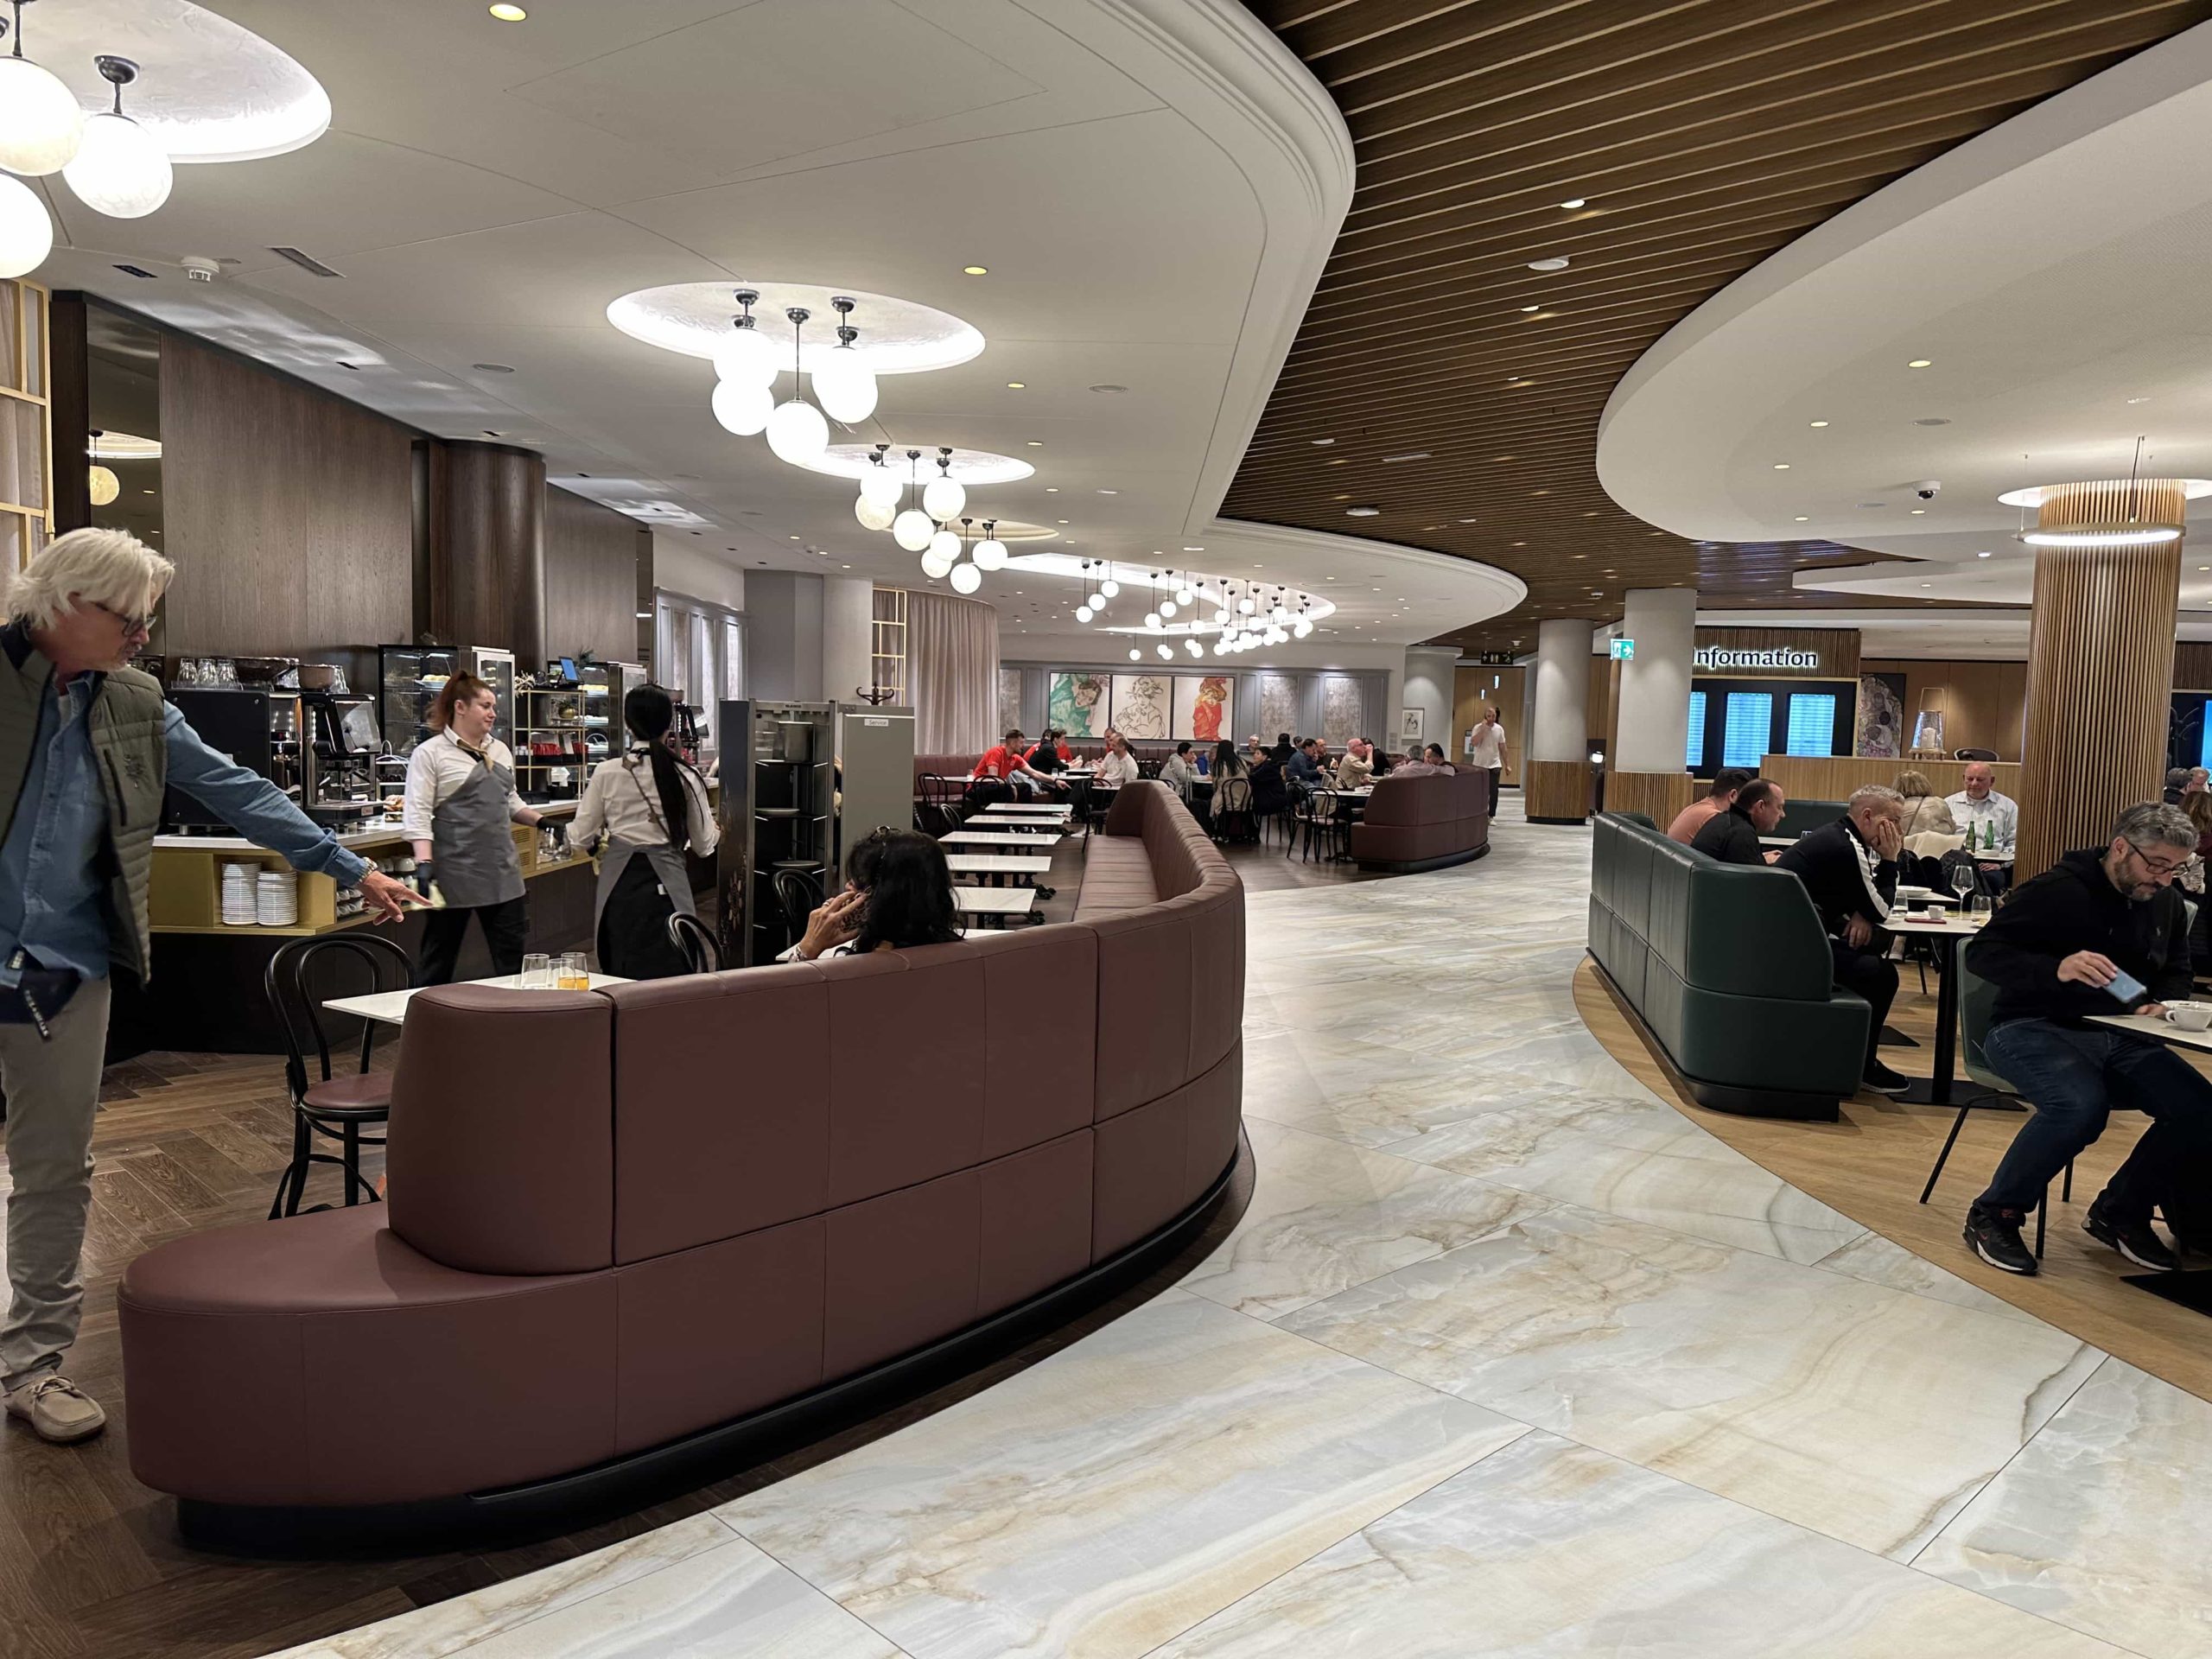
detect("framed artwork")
[1111,672,1173,740]
[1256,673,1299,744]
[998,668,1023,739]
[1855,673,1904,759]
[1399,707,1424,745]
[1048,671,1108,738]
[1319,674,1362,747]
[1173,675,1234,743]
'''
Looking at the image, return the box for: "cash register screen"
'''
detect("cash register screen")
[559,656,578,683]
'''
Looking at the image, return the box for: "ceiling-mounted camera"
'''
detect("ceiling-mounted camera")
[1914,480,1941,500]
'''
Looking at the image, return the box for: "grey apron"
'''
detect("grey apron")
[431,748,526,908]
[589,759,698,938]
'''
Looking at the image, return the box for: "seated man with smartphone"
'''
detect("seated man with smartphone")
[1961,802,2212,1275]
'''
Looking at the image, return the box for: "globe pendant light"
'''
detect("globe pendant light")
[811,296,879,423]
[0,8,84,176]
[949,560,982,594]
[63,59,172,219]
[855,493,896,531]
[1159,600,1176,620]
[764,307,830,465]
[926,527,960,563]
[1128,648,1141,662]
[1099,576,1120,598]
[714,293,780,385]
[921,548,956,580]
[0,172,54,279]
[1076,603,1093,623]
[971,519,1007,570]
[860,445,904,507]
[922,447,965,522]
[711,377,772,436]
[88,464,119,506]
[893,507,934,552]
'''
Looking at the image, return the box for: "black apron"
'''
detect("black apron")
[589,761,698,979]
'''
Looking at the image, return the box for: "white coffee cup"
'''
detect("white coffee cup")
[2164,1002,2212,1032]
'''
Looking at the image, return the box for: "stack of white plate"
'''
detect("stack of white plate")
[256,869,298,927]
[220,862,261,926]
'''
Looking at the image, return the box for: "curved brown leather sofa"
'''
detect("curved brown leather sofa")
[1350,767,1491,873]
[118,783,1243,1528]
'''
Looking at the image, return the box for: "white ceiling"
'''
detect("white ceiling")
[24,0,1523,647]
[1595,20,2212,620]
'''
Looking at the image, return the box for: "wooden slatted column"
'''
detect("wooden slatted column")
[2017,529,2180,882]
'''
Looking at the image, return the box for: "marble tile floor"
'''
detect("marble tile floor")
[276,804,2212,1659]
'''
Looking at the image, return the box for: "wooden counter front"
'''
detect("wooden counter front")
[1604,770,1695,827]
[1755,755,2021,803]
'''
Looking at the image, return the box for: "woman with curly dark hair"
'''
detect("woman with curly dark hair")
[783,830,963,962]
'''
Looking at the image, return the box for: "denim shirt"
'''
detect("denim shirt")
[0,633,371,984]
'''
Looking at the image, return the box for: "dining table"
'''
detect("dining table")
[1878,911,1985,1104]
[324,971,632,1028]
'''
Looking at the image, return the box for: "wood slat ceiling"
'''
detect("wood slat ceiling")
[1228,0,2212,652]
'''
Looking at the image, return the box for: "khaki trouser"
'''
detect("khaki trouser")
[0,976,112,1390]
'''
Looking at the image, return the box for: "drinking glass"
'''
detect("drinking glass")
[1948,862,1976,904]
[556,952,590,990]
[1967,894,1993,926]
[521,952,551,989]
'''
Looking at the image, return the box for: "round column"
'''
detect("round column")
[1609,587,1698,825]
[1527,617,1592,823]
[2017,541,2179,881]
[1401,645,1457,755]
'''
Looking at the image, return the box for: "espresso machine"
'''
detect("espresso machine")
[163,686,300,830]
[303,690,385,825]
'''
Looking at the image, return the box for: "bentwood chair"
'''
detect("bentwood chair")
[266,934,411,1218]
[770,867,825,958]
[667,912,721,974]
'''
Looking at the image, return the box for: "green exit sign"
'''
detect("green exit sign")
[1610,638,1636,660]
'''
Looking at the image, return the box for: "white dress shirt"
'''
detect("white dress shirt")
[401,730,527,842]
[1945,788,2018,852]
[571,750,718,855]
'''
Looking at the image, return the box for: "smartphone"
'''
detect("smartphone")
[2104,968,2147,1004]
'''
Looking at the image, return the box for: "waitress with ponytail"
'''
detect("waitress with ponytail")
[571,685,718,978]
[403,671,552,985]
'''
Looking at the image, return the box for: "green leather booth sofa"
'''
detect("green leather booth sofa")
[1588,810,1871,1122]
[1771,798,1848,842]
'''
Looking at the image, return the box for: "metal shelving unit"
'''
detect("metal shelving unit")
[714,699,835,966]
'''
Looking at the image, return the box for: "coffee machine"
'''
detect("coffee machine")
[303,691,384,824]
[164,686,299,830]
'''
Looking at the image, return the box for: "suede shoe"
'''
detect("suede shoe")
[3,1374,106,1444]
[1963,1205,2037,1275]
[2083,1202,2178,1272]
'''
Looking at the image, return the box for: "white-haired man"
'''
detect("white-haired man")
[1774,785,1912,1096]
[0,529,417,1445]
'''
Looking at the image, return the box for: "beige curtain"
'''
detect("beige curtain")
[907,589,999,753]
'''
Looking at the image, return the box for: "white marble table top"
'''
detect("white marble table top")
[324,971,632,1027]
[2087,1009,2212,1052]
[944,854,1054,874]
[983,802,1072,815]
[938,830,1066,847]
[951,887,1037,916]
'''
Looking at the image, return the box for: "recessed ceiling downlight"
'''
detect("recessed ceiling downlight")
[1346,505,1381,518]
[1528,257,1570,272]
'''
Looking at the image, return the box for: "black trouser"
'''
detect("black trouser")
[1487,766,1502,816]
[417,897,529,986]
[1829,939,1897,1072]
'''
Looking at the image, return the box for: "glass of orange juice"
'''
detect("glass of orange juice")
[556,952,590,990]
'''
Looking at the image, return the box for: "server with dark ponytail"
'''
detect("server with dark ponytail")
[570,685,718,978]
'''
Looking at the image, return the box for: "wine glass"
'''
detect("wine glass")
[1949,861,1976,906]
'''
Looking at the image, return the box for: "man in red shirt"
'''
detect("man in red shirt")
[973,729,1066,798]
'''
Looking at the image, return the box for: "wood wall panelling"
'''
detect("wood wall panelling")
[2017,543,2180,883]
[1452,663,1522,782]
[1860,658,2029,760]
[433,441,546,664]
[1692,626,1860,680]
[158,334,412,655]
[2175,641,2212,690]
[543,485,646,665]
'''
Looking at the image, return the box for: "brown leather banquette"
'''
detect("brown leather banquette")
[1350,767,1492,873]
[118,784,1242,1516]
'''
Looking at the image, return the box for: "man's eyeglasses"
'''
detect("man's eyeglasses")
[2122,838,2189,879]
[91,600,157,638]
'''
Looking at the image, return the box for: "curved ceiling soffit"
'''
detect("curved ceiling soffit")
[1065,2,1529,629]
[1596,21,2212,547]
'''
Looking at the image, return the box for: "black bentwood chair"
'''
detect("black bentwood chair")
[265,933,411,1218]
[667,912,721,974]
